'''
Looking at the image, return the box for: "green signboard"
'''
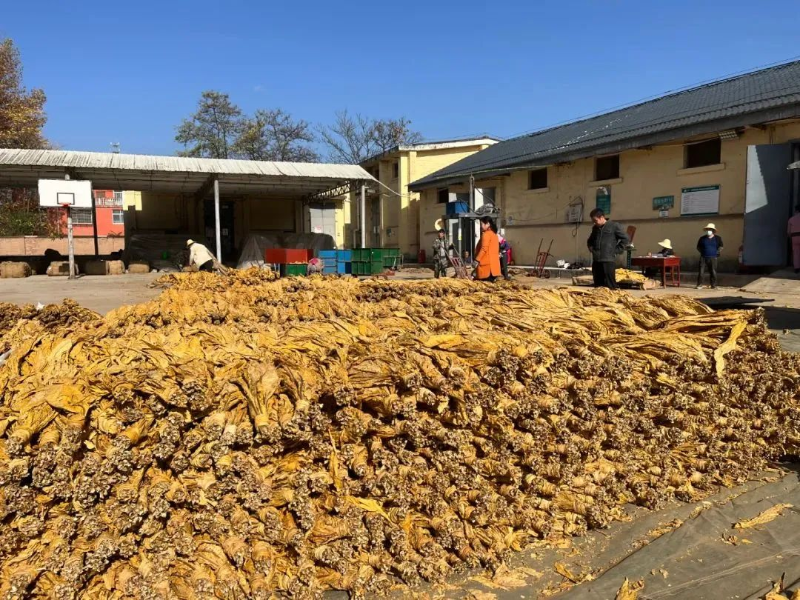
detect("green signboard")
[595,194,611,215]
[652,195,674,210]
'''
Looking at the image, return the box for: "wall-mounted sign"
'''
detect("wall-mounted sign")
[653,195,674,210]
[658,209,669,218]
[595,187,611,215]
[681,185,720,216]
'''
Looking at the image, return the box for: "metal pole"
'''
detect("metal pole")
[90,189,99,257]
[67,207,75,280]
[360,183,366,249]
[213,178,222,263]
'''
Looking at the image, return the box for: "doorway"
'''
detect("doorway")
[370,197,381,247]
[743,143,793,266]
[204,200,236,262]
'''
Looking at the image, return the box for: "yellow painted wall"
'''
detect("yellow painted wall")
[419,120,800,270]
[135,193,185,230]
[347,142,494,253]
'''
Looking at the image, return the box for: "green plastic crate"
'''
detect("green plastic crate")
[370,260,385,275]
[385,248,400,258]
[281,263,307,277]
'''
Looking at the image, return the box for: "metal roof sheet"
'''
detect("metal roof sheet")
[0,149,374,197]
[0,149,371,179]
[411,60,800,190]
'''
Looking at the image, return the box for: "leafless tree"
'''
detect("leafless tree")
[234,109,318,162]
[317,110,423,164]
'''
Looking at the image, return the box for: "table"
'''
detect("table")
[630,256,681,287]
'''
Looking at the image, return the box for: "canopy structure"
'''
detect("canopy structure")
[0,149,375,261]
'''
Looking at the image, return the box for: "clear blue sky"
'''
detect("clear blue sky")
[3,0,799,158]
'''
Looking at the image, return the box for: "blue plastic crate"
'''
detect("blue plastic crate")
[336,262,352,274]
[318,250,338,260]
[322,266,337,274]
[336,249,353,262]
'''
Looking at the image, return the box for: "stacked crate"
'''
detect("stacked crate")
[317,250,353,275]
[265,248,312,277]
[350,248,401,275]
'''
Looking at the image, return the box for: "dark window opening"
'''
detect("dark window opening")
[437,188,449,204]
[528,168,548,190]
[595,155,620,181]
[685,138,721,168]
[392,162,399,179]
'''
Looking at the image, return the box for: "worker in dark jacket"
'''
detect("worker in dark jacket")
[586,208,629,289]
[696,223,723,289]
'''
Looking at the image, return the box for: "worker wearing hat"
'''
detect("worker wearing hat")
[696,224,723,289]
[186,239,216,272]
[655,239,674,257]
[432,228,454,279]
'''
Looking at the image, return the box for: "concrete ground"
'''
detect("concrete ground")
[0,273,161,314]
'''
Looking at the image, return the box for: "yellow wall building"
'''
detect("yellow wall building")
[411,61,800,272]
[348,138,497,256]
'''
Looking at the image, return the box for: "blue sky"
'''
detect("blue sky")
[3,0,799,158]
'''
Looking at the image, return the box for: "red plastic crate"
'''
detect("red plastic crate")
[285,249,310,264]
[265,248,312,264]
[265,248,286,264]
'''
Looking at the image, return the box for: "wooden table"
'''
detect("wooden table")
[630,256,681,287]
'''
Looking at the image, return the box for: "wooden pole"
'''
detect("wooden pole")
[214,178,222,263]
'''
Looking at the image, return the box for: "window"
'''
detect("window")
[71,209,93,225]
[528,168,548,190]
[595,155,620,181]
[113,191,124,206]
[437,188,449,204]
[685,138,721,169]
[392,162,399,179]
[112,209,124,224]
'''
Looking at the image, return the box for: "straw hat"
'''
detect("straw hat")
[186,239,195,247]
[657,239,672,250]
[704,223,717,231]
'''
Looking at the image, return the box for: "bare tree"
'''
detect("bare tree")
[318,110,423,164]
[371,117,423,154]
[234,109,318,162]
[175,91,243,159]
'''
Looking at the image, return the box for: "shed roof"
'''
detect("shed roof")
[410,60,800,190]
[0,149,373,198]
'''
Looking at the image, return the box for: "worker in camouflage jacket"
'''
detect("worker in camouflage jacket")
[432,229,454,278]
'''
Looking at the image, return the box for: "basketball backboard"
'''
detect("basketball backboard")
[38,179,93,208]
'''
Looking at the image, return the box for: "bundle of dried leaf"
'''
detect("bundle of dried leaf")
[0,274,796,599]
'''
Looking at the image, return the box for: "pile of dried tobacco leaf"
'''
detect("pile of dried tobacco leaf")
[0,271,797,599]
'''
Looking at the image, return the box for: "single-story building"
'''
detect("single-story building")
[0,149,374,263]
[410,60,800,271]
[349,137,497,256]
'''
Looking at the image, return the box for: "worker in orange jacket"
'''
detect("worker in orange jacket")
[474,216,501,282]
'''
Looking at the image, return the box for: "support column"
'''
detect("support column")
[360,183,366,249]
[213,178,222,263]
[91,190,99,257]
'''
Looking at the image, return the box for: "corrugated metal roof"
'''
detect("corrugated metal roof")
[411,60,800,190]
[0,149,372,180]
[0,149,374,197]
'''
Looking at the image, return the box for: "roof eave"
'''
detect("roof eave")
[410,104,800,191]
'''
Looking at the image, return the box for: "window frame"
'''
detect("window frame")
[595,155,620,181]
[437,188,449,204]
[392,162,399,179]
[71,208,93,225]
[112,209,125,225]
[684,138,721,169]
[528,168,548,190]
